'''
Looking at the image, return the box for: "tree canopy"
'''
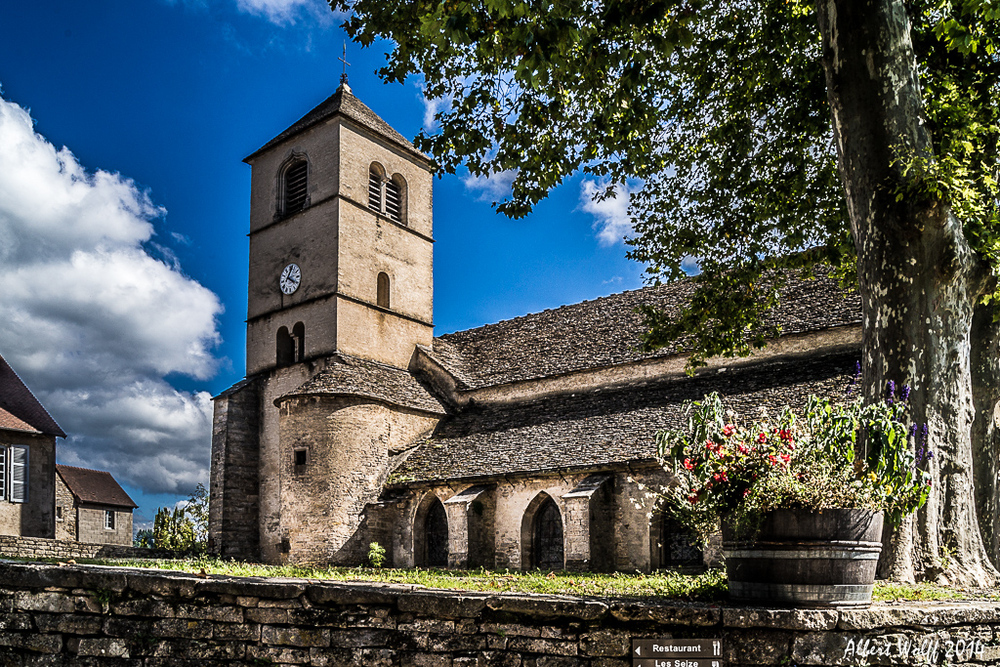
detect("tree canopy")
[339,0,998,359]
[335,0,1000,584]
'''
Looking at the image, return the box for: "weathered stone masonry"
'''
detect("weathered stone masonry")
[0,561,998,666]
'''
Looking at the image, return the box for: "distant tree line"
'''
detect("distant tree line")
[134,483,208,553]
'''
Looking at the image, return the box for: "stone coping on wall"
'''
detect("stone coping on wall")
[0,560,997,665]
[0,534,176,561]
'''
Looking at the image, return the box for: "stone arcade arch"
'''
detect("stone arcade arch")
[521,492,564,571]
[414,493,449,567]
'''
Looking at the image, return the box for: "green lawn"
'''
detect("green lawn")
[47,556,997,603]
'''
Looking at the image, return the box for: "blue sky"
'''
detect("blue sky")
[0,0,646,527]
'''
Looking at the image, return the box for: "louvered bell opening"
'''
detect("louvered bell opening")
[385,179,402,221]
[285,161,308,214]
[368,171,382,211]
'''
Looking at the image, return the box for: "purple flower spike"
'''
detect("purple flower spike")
[902,385,911,401]
[927,450,933,460]
[887,380,896,398]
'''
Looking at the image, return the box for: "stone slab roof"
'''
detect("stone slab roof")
[428,270,860,391]
[0,353,65,438]
[393,352,858,483]
[281,354,447,415]
[246,84,424,162]
[56,465,137,509]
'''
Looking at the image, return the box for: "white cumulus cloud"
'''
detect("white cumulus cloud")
[234,0,333,24]
[0,92,223,495]
[462,170,517,202]
[579,179,638,246]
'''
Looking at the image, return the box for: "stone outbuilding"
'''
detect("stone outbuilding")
[209,83,862,571]
[55,465,137,546]
[0,352,64,538]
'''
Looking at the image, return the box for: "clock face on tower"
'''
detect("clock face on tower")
[279,263,301,295]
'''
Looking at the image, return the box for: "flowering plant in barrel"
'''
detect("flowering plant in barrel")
[656,386,932,607]
[658,387,932,543]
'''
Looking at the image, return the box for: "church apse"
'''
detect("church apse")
[272,356,445,565]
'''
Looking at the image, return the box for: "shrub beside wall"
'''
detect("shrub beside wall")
[0,561,997,665]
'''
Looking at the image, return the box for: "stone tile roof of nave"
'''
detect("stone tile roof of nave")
[246,83,424,162]
[428,268,861,391]
[55,465,137,509]
[0,352,65,438]
[283,354,447,415]
[393,351,859,483]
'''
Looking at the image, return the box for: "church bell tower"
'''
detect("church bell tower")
[210,83,439,564]
[242,82,435,374]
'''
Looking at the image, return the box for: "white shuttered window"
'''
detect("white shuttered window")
[0,447,6,500]
[10,445,28,503]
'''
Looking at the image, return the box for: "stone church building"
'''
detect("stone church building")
[208,83,861,571]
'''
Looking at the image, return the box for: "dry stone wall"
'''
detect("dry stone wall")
[0,561,998,666]
[0,535,174,560]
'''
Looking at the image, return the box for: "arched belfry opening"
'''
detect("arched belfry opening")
[521,493,564,571]
[385,174,406,223]
[376,272,390,309]
[367,163,407,224]
[368,162,386,212]
[279,156,308,217]
[414,493,449,567]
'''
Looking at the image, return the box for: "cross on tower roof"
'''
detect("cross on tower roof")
[339,42,351,86]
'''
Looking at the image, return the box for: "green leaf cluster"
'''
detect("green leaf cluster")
[150,483,209,553]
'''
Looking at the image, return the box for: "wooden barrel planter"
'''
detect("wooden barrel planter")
[722,509,883,608]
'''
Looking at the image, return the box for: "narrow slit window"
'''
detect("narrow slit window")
[377,272,390,309]
[105,510,115,530]
[384,179,402,221]
[284,160,308,215]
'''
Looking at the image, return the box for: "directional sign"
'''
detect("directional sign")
[633,638,724,667]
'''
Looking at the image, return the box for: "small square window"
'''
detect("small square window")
[104,510,115,530]
[56,506,63,521]
[294,449,308,467]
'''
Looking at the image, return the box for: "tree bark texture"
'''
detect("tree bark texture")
[971,300,1000,565]
[816,0,998,585]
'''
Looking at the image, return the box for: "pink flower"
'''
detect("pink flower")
[723,424,735,437]
[684,458,694,471]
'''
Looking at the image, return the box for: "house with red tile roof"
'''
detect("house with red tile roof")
[0,352,65,538]
[54,465,137,545]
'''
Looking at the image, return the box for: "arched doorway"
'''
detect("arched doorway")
[425,499,449,567]
[532,497,564,570]
[414,493,449,567]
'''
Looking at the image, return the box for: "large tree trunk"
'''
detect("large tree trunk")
[816,0,997,585]
[971,299,1000,565]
